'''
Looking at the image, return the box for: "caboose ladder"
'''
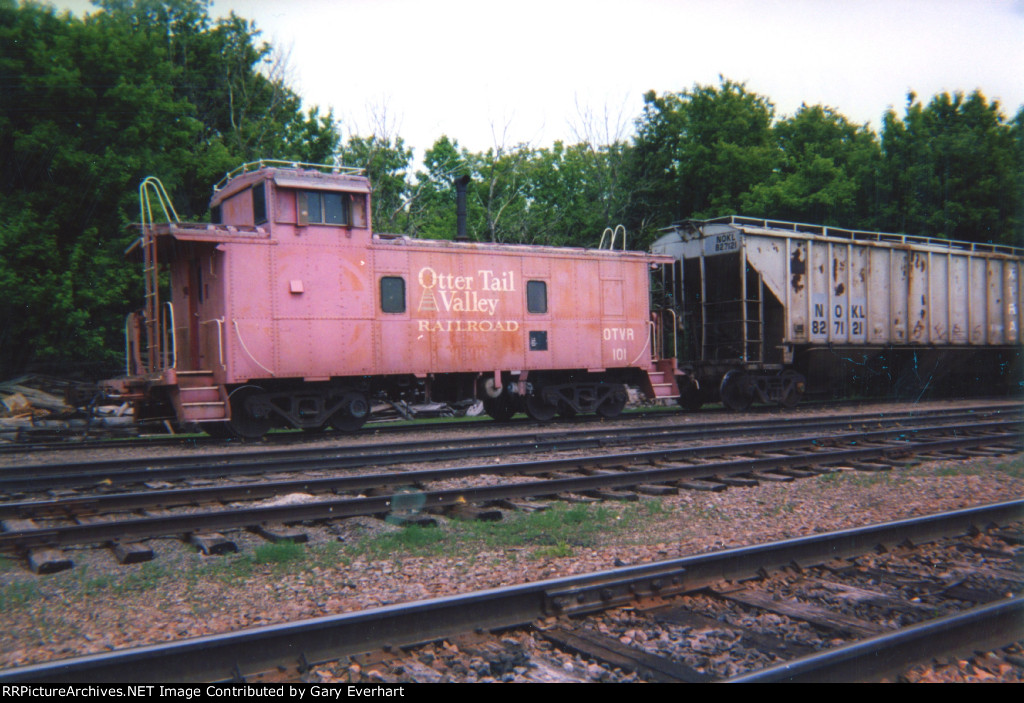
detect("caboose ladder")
[171,370,229,422]
[644,359,680,401]
[138,177,180,373]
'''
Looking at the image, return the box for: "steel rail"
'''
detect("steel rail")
[726,596,1024,683]
[7,404,1013,475]
[0,419,1018,521]
[2,406,1017,493]
[1,500,1020,683]
[5,399,1014,455]
[0,424,1019,551]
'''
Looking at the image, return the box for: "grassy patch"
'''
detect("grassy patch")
[684,502,728,521]
[534,541,574,559]
[253,540,306,565]
[209,554,255,583]
[0,581,41,610]
[934,464,981,477]
[770,501,797,516]
[992,456,1024,479]
[115,561,169,593]
[820,469,894,488]
[342,501,653,560]
[353,524,448,560]
[74,569,116,596]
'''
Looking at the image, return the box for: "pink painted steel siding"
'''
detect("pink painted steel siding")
[217,232,656,383]
[173,165,664,385]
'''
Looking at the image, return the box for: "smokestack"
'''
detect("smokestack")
[455,174,471,242]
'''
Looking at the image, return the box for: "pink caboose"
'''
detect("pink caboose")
[105,161,679,438]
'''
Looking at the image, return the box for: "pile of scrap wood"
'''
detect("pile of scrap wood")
[0,375,134,441]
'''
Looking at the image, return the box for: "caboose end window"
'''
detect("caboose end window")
[527,280,547,313]
[298,191,349,226]
[381,276,406,313]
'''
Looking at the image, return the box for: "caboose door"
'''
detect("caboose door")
[186,256,202,369]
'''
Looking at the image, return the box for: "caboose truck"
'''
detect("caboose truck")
[652,216,1024,411]
[101,161,679,438]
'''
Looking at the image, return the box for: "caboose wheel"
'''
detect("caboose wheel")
[596,393,626,419]
[719,370,754,412]
[329,412,367,432]
[227,386,272,440]
[329,392,369,432]
[483,395,516,421]
[525,394,557,422]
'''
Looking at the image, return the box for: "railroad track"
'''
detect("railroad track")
[2,501,1020,683]
[3,404,1018,492]
[1,415,1019,572]
[2,399,1018,458]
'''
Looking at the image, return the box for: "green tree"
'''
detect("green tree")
[0,0,341,375]
[879,90,1021,244]
[408,135,473,240]
[740,104,883,228]
[627,78,778,242]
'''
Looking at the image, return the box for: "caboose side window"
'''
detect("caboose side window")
[527,280,547,313]
[298,191,349,226]
[380,276,406,313]
[252,182,267,224]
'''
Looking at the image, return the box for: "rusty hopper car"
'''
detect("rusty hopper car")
[103,161,678,438]
[651,216,1023,410]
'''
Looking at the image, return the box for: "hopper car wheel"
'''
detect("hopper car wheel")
[525,393,558,422]
[329,392,370,432]
[228,386,272,440]
[596,392,626,419]
[719,371,754,412]
[779,370,805,409]
[677,378,703,411]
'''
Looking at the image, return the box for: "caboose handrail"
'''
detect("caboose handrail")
[139,176,180,227]
[233,320,275,377]
[164,301,176,370]
[632,320,655,366]
[599,224,627,251]
[214,160,366,192]
[200,318,225,368]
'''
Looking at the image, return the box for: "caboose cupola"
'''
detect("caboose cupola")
[209,160,371,236]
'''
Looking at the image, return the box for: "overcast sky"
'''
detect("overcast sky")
[54,0,1024,161]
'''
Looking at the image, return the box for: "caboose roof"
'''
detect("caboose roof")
[209,160,370,209]
[372,232,672,263]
